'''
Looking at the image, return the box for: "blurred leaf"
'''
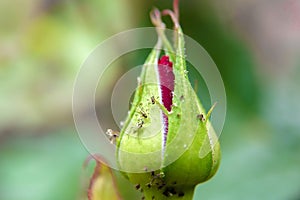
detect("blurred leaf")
[85,157,122,200]
[84,157,142,200]
[180,0,261,112]
[195,115,300,200]
[0,130,87,200]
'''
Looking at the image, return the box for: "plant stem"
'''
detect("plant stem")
[142,187,195,200]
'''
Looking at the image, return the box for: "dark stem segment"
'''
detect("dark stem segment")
[158,55,175,146]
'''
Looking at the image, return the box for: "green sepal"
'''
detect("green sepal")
[116,40,165,182]
[161,25,221,187]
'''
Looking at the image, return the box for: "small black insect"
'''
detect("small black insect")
[138,120,144,128]
[135,184,141,190]
[105,129,119,144]
[178,192,185,197]
[180,95,184,101]
[158,185,164,190]
[163,190,171,197]
[138,107,148,119]
[151,171,155,176]
[140,111,148,118]
[197,114,205,121]
[151,96,156,104]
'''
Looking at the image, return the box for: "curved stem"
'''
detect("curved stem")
[162,9,179,29]
[173,0,179,20]
[162,0,181,50]
[150,8,176,62]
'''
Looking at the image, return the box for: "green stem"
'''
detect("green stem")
[142,187,195,200]
[150,8,176,62]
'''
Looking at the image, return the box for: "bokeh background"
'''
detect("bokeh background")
[1,0,300,200]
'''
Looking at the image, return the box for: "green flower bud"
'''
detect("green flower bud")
[116,3,221,199]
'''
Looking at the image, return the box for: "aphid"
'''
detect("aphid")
[105,129,119,144]
[163,190,171,197]
[140,111,148,119]
[169,187,177,195]
[138,107,148,119]
[178,192,184,197]
[158,185,164,190]
[151,96,156,104]
[151,171,155,176]
[137,119,144,129]
[148,171,165,189]
[180,95,184,101]
[135,184,141,190]
[128,120,144,134]
[197,114,205,122]
[162,187,177,197]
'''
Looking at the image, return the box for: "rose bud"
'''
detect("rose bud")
[116,2,221,199]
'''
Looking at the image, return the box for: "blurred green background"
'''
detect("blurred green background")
[1,0,300,200]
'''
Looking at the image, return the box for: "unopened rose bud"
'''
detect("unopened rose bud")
[116,2,221,199]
